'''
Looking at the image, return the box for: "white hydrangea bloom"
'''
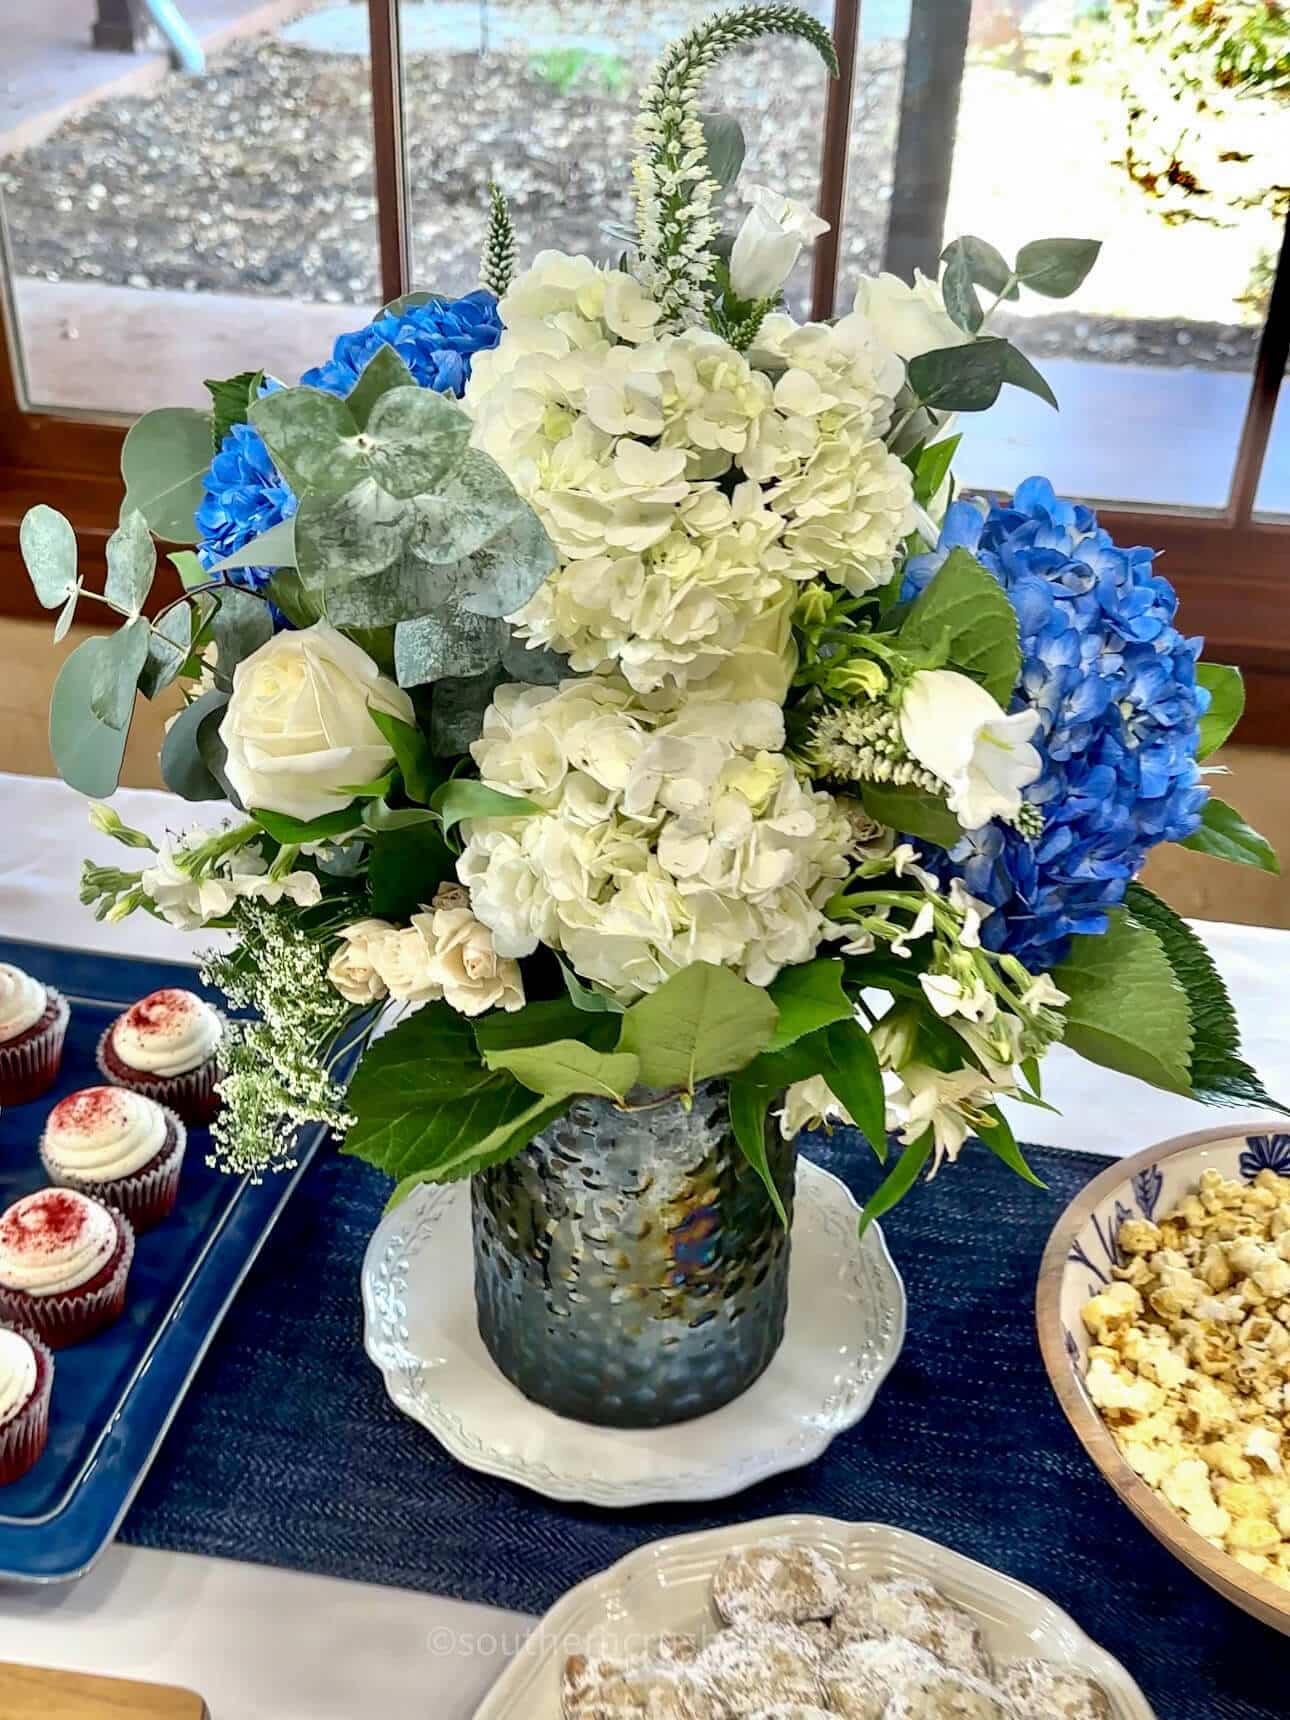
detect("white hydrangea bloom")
[457,677,852,1002]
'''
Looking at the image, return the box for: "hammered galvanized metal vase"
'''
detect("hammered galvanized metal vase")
[471,1079,796,1428]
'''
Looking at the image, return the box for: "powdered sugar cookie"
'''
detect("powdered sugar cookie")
[695,1622,822,1710]
[563,1660,730,1719]
[745,1708,834,1720]
[711,1539,842,1627]
[994,1660,1111,1720]
[832,1578,989,1677]
[885,1670,1014,1719]
[820,1637,948,1720]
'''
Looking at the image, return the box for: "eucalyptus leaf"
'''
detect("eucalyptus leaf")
[502,637,569,686]
[168,549,210,590]
[701,111,746,191]
[897,545,1021,705]
[940,246,983,334]
[617,963,778,1092]
[433,779,540,833]
[103,509,157,615]
[1001,342,1059,409]
[120,407,214,543]
[344,345,417,430]
[249,387,361,496]
[361,387,476,501]
[429,668,505,756]
[316,552,431,625]
[429,506,558,620]
[209,517,297,575]
[138,603,193,699]
[376,291,437,320]
[940,235,1017,300]
[1014,237,1102,298]
[859,783,962,849]
[49,638,132,798]
[209,586,273,680]
[1180,797,1279,873]
[1054,908,1193,1095]
[1196,664,1244,760]
[196,699,240,806]
[293,481,413,588]
[482,1039,640,1104]
[19,505,77,607]
[159,689,229,801]
[394,610,510,686]
[907,338,1009,414]
[89,616,150,729]
[53,587,80,643]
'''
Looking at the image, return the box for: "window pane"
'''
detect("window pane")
[838,0,1282,511]
[1,8,381,416]
[1255,365,1290,519]
[402,0,829,316]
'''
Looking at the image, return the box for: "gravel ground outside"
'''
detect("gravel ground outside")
[0,5,1265,374]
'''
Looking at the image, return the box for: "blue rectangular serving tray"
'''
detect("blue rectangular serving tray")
[0,935,335,1583]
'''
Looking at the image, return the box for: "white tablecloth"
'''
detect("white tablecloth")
[0,770,1286,1716]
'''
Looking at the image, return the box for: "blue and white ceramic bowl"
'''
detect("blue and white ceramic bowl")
[1038,1123,1290,1635]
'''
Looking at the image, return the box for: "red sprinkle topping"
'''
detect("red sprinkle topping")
[0,1190,94,1254]
[49,1086,129,1134]
[122,988,196,1039]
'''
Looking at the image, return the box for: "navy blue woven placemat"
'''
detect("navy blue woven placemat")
[113,1122,1280,1720]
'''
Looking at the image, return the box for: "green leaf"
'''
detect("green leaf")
[1125,884,1286,1113]
[474,997,619,1055]
[168,550,209,590]
[429,668,505,756]
[160,689,229,801]
[1196,664,1244,761]
[502,637,570,686]
[940,235,1017,300]
[1054,908,1194,1095]
[1181,797,1279,873]
[700,111,746,191]
[1001,343,1059,410]
[483,1039,640,1104]
[265,568,322,628]
[384,1096,568,1212]
[344,1002,560,1184]
[376,291,438,321]
[103,509,156,614]
[859,782,962,848]
[558,956,626,1015]
[817,1018,888,1155]
[209,586,273,681]
[204,370,262,448]
[120,407,214,543]
[432,779,540,834]
[367,705,439,803]
[394,610,510,686]
[859,1131,932,1235]
[49,638,132,798]
[898,544,1021,705]
[367,823,456,919]
[728,1077,789,1227]
[362,799,440,833]
[765,960,853,1052]
[344,345,416,430]
[195,701,239,806]
[975,1106,1044,1187]
[1021,1054,1043,1097]
[253,803,364,843]
[907,338,1009,413]
[138,602,193,699]
[209,517,297,576]
[912,435,960,506]
[617,963,778,1093]
[19,505,77,607]
[941,245,983,334]
[89,616,150,729]
[1015,237,1101,298]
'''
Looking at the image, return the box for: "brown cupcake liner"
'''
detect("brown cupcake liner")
[0,987,69,1105]
[0,1328,53,1486]
[40,1108,187,1235]
[96,1015,226,1127]
[0,1209,135,1350]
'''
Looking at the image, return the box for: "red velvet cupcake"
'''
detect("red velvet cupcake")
[40,1087,187,1234]
[97,988,224,1126]
[0,1189,134,1349]
[0,1326,53,1485]
[0,963,69,1105]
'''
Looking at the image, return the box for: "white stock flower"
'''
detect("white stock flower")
[457,677,851,1002]
[850,270,968,363]
[728,185,830,302]
[919,968,996,1024]
[219,625,414,822]
[899,668,1042,830]
[883,1063,998,1169]
[327,918,396,1006]
[140,835,321,931]
[779,1075,855,1139]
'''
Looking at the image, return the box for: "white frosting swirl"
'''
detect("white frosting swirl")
[112,989,222,1076]
[0,1190,118,1296]
[44,1087,169,1182]
[0,1329,37,1426]
[0,964,46,1043]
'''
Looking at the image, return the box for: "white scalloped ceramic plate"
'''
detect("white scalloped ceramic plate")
[473,1515,1156,1719]
[361,1160,906,1507]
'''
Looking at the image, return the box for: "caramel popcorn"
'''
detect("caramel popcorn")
[1081,1166,1290,1589]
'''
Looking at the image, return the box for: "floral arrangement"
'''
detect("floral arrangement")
[20,6,1281,1223]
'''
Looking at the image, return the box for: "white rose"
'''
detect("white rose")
[850,270,968,363]
[328,918,397,1005]
[899,668,1042,830]
[413,906,525,1017]
[729,185,830,302]
[220,624,415,821]
[372,923,442,1005]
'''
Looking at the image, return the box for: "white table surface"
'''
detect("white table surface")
[1,769,1286,1717]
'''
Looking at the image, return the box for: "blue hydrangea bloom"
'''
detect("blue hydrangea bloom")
[300,289,502,396]
[901,476,1210,970]
[195,291,502,602]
